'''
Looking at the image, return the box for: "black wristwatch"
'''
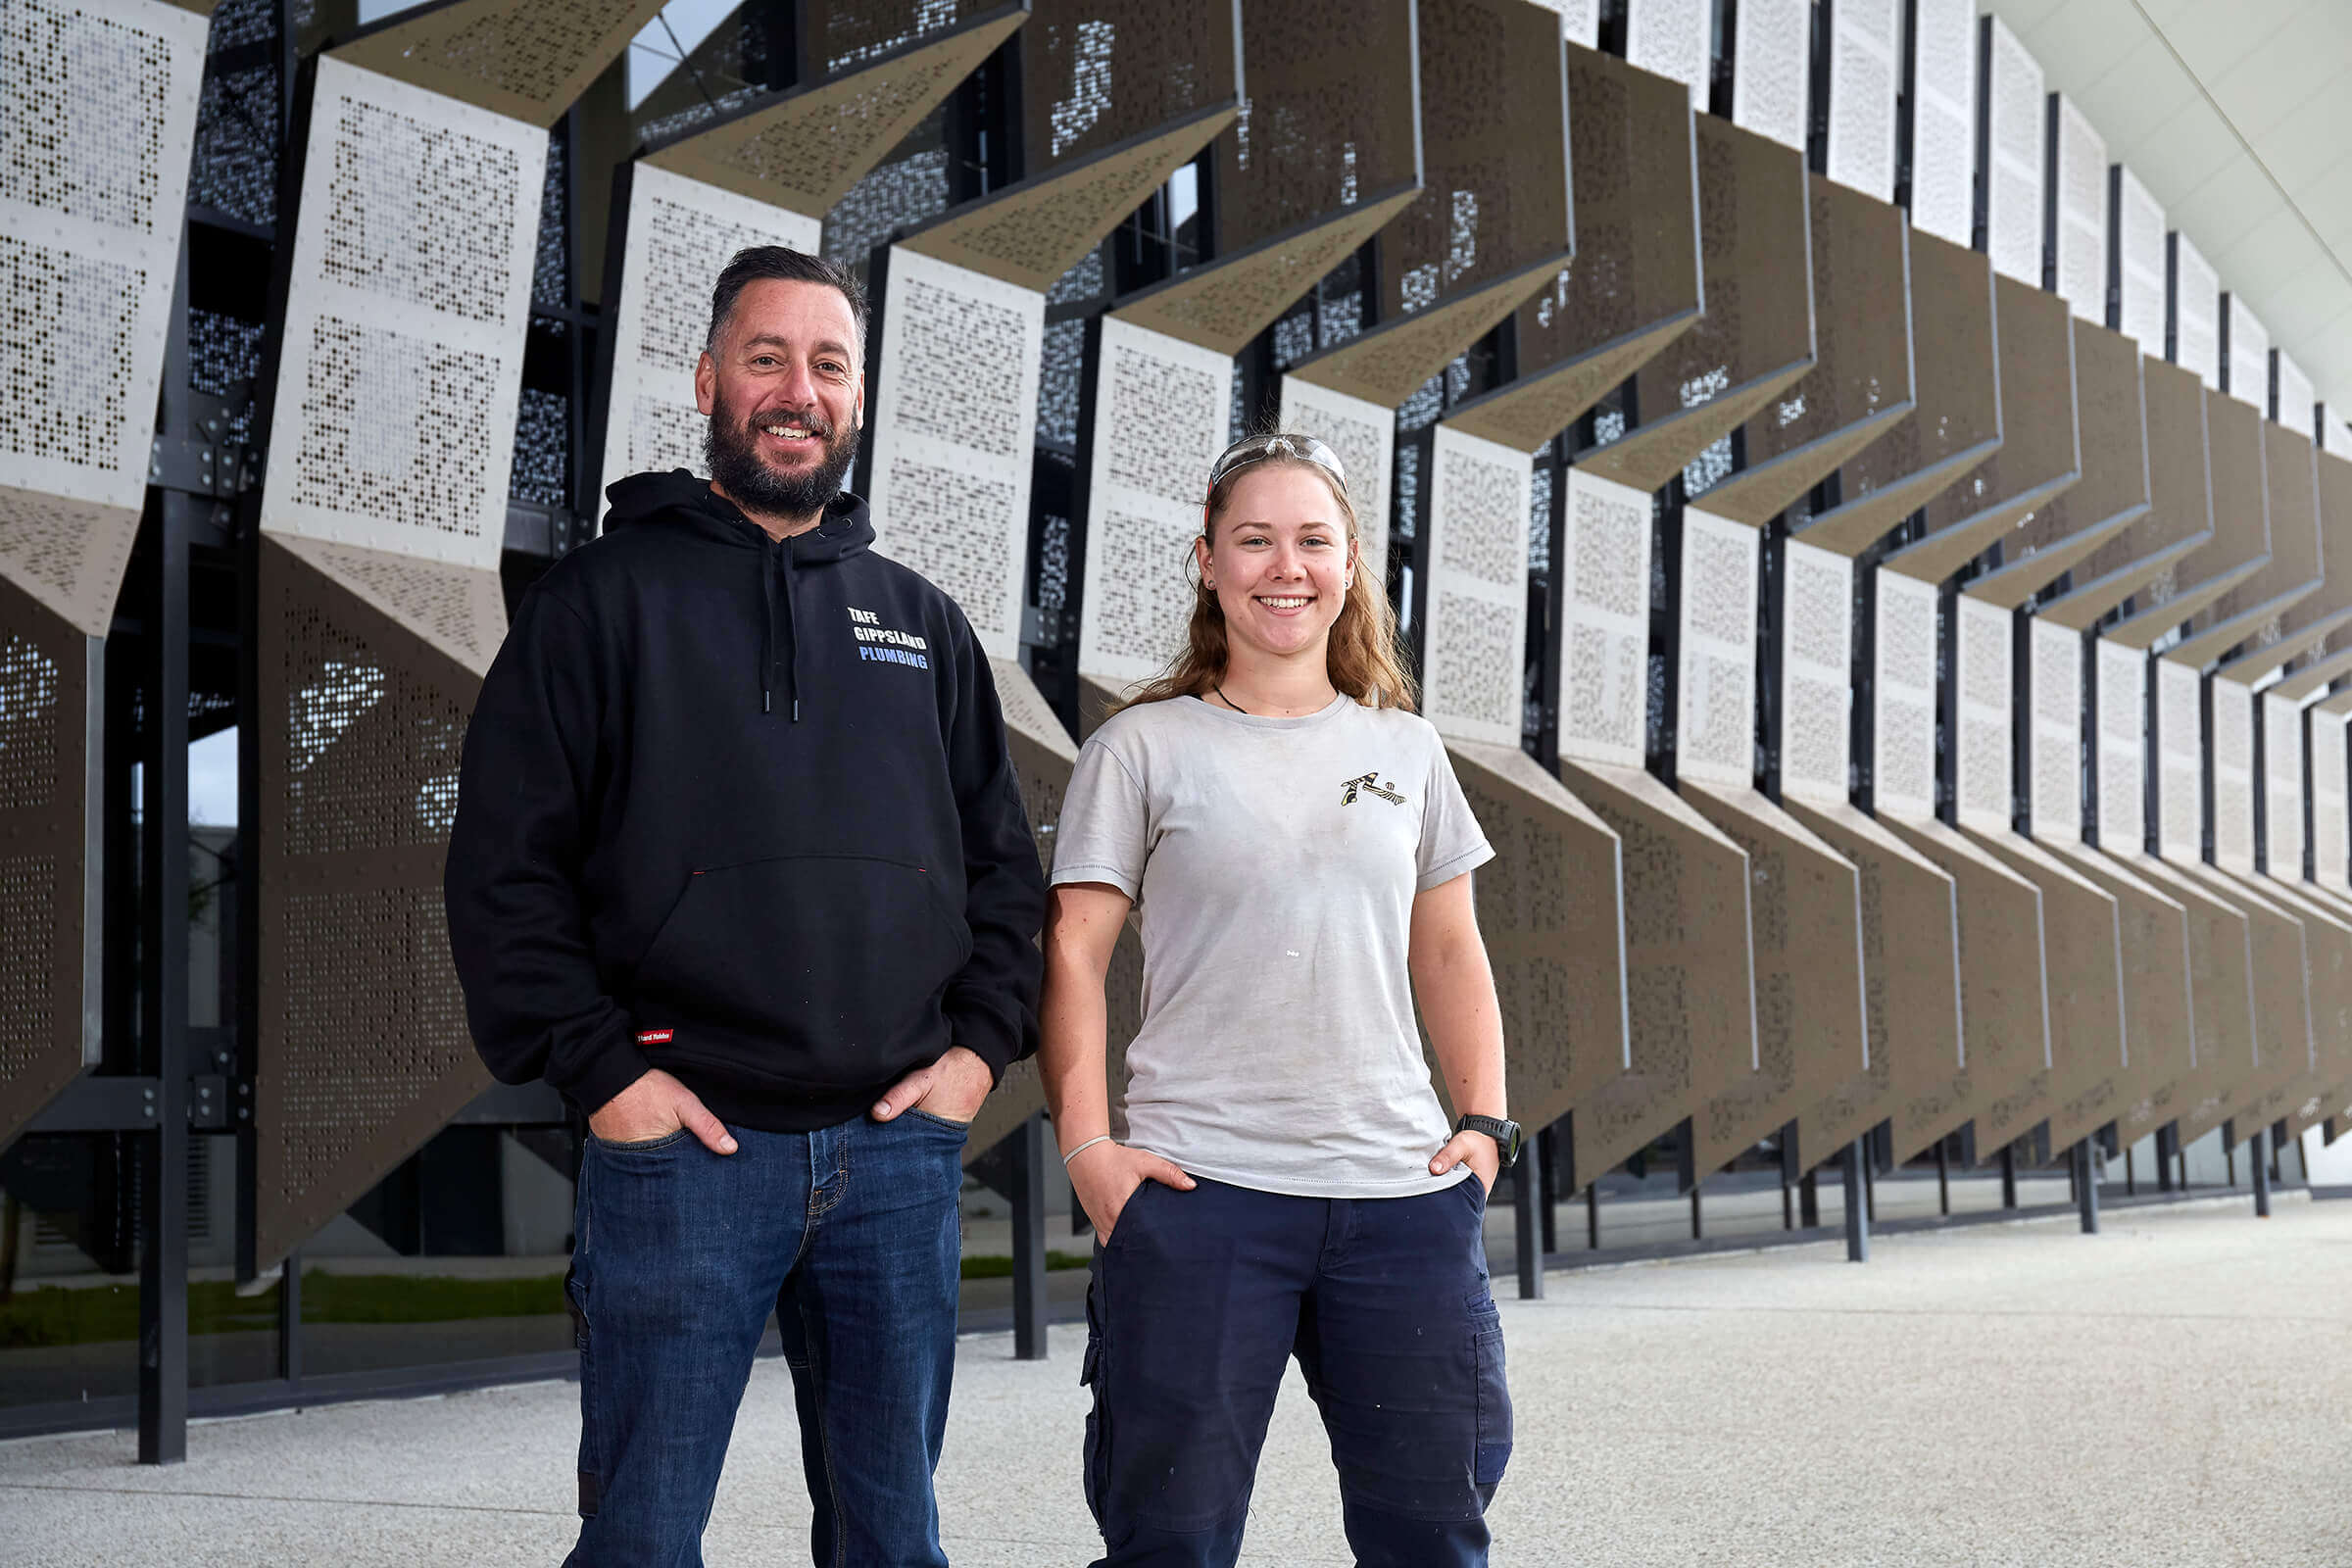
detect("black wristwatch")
[1454,1114,1523,1166]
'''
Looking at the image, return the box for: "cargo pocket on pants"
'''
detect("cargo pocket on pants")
[1471,1308,1511,1490]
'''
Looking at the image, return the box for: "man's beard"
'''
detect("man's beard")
[705,393,860,518]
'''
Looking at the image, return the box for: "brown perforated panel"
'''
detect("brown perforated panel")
[2050,844,2195,1148]
[1288,259,1563,412]
[0,488,140,641]
[1700,175,1912,529]
[1555,759,1755,1192]
[274,535,508,678]
[1581,117,1813,497]
[0,571,93,1149]
[804,0,1003,74]
[1973,320,2151,612]
[1681,783,1866,1179]
[1018,0,1235,172]
[1376,0,1569,318]
[2229,879,2346,1146]
[1963,832,2126,1155]
[2041,358,2214,633]
[2120,393,2271,655]
[1881,815,2051,1156]
[254,539,488,1271]
[2111,852,2257,1143]
[1800,231,1997,558]
[902,109,1237,292]
[1207,0,1418,258]
[1885,275,2080,586]
[332,0,662,128]
[2170,863,2309,1151]
[2210,427,2340,685]
[643,11,1026,216]
[1784,800,1963,1164]
[1444,741,1628,1135]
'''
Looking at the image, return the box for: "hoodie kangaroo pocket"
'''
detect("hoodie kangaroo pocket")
[631,855,969,1084]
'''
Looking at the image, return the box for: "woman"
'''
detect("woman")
[1041,431,1519,1568]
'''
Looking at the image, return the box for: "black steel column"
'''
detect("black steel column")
[2074,1140,2099,1234]
[1936,1138,1951,1214]
[1689,1181,1702,1241]
[1011,1112,1049,1359]
[1842,1140,1870,1262]
[1799,1168,1820,1227]
[2250,1127,2271,1219]
[1512,1151,1544,1299]
[277,1248,302,1385]
[1586,1183,1600,1250]
[2000,1144,2019,1208]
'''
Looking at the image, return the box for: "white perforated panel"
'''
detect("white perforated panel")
[1733,0,1809,154]
[2155,659,2202,862]
[2173,234,2220,391]
[1676,509,1759,788]
[2095,637,2145,852]
[2114,168,2165,356]
[2226,296,2269,414]
[2275,352,2314,440]
[1278,377,1394,595]
[1076,318,1234,690]
[2312,708,2348,893]
[864,245,1045,662]
[1983,17,2043,288]
[1779,538,1853,807]
[2262,691,2303,880]
[1559,466,1654,768]
[262,56,546,569]
[1423,426,1532,749]
[1531,0,1600,47]
[2029,617,2082,840]
[1626,0,1711,109]
[597,164,821,519]
[2210,678,2253,874]
[0,0,206,614]
[1873,568,1939,818]
[1955,595,2013,833]
[1826,0,1899,202]
[1908,0,1977,249]
[2051,97,2105,325]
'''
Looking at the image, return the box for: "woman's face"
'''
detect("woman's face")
[1196,463,1357,663]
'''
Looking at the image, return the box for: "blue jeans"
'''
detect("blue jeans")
[1082,1176,1510,1567]
[562,1109,969,1567]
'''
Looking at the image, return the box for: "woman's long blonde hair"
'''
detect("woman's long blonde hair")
[1115,439,1418,713]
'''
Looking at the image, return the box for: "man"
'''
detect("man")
[445,246,1046,1566]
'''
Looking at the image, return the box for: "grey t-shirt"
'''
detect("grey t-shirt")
[1051,693,1494,1198]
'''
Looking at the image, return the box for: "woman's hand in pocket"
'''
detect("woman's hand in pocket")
[1067,1142,1195,1242]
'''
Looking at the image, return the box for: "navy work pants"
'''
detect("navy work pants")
[1082,1176,1511,1566]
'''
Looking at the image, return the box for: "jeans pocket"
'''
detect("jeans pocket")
[589,1125,693,1153]
[905,1106,974,1132]
[1471,1310,1511,1488]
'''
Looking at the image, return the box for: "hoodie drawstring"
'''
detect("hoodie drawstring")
[760,539,805,721]
[780,543,803,723]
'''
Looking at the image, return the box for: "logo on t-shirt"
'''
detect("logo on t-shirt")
[1340,772,1406,807]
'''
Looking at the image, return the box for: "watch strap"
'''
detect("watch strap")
[1454,1113,1523,1165]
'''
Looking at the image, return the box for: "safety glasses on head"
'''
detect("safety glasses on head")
[1204,433,1348,499]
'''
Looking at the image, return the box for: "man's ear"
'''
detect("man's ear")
[694,351,716,416]
[854,387,864,431]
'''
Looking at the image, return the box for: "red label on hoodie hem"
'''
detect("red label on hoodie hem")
[637,1029,674,1045]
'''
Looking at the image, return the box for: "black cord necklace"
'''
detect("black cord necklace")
[1213,685,1250,715]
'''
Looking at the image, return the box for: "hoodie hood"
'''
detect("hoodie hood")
[601,470,876,719]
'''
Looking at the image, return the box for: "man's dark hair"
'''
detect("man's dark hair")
[706,246,868,361]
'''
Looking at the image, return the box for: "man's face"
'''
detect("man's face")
[695,277,865,520]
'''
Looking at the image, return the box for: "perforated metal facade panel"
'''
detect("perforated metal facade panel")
[2226,295,2270,413]
[0,573,98,1147]
[864,246,1045,662]
[1955,595,2013,835]
[596,165,822,518]
[2211,679,2255,876]
[1980,320,2147,613]
[1779,538,1853,808]
[1873,568,1939,819]
[2114,167,2166,357]
[2276,352,2314,440]
[1982,17,2043,288]
[1533,0,1600,47]
[1076,318,1235,692]
[1017,0,1235,173]
[1826,0,1900,203]
[2050,96,2105,326]
[2170,416,2314,670]
[261,56,546,571]
[2173,234,2220,391]
[2073,361,2214,639]
[2265,692,2304,881]
[2155,659,2202,864]
[1558,466,1654,768]
[2096,638,2145,852]
[1908,0,1977,250]
[326,0,657,128]
[1625,0,1711,109]
[0,0,208,637]
[1278,376,1394,594]
[1732,0,1809,155]
[2314,708,2348,894]
[1423,425,1533,749]
[1675,509,1758,788]
[2030,618,2082,840]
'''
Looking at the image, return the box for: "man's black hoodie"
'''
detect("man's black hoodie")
[444,471,1047,1131]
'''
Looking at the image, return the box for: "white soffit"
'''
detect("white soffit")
[1986,0,2352,466]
